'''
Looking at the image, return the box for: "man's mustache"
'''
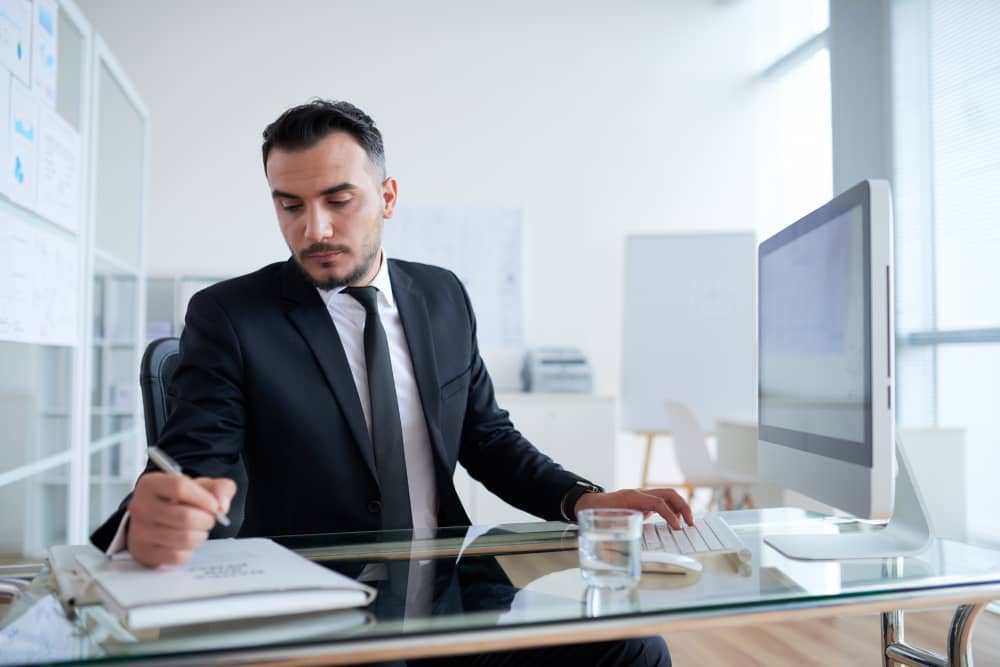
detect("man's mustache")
[301,243,351,257]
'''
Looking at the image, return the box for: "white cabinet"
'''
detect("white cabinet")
[453,393,616,525]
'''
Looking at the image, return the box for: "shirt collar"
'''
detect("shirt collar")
[316,249,395,308]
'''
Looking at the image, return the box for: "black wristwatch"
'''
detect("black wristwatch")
[560,480,605,522]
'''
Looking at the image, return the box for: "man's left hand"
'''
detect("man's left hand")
[574,488,694,529]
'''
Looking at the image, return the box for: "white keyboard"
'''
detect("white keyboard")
[642,513,752,562]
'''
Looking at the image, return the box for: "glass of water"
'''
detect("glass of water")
[577,508,642,589]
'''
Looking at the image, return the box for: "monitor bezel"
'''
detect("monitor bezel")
[757,181,874,468]
[757,179,894,520]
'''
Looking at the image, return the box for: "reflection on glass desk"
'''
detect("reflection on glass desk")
[2,509,1000,666]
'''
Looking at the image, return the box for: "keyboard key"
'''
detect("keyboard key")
[684,525,710,552]
[703,515,753,562]
[653,525,680,553]
[672,528,695,554]
[643,524,659,550]
[697,520,725,551]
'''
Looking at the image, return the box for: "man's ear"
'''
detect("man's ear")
[381,177,399,219]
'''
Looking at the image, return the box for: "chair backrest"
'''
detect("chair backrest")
[664,400,717,479]
[140,337,181,446]
[139,336,247,535]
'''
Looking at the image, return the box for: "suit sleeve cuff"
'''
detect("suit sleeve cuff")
[105,511,130,556]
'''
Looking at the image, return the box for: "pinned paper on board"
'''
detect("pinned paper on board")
[31,0,57,107]
[0,0,31,85]
[0,209,79,346]
[382,206,524,347]
[36,106,81,232]
[8,78,39,210]
[0,70,11,198]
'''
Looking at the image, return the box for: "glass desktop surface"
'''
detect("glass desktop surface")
[4,509,1000,665]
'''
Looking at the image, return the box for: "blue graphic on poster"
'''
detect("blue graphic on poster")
[32,0,58,107]
[0,0,30,85]
[8,79,38,210]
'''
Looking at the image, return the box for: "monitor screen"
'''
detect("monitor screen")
[758,203,871,468]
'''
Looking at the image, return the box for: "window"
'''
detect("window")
[754,0,833,240]
[892,0,1000,546]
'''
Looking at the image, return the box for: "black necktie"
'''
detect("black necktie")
[342,286,413,531]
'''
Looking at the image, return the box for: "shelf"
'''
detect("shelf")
[92,339,137,348]
[90,407,135,416]
[41,477,134,485]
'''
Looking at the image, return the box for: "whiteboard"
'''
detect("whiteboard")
[622,233,756,433]
[382,205,523,347]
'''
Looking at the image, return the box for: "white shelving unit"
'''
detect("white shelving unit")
[0,1,149,559]
[87,272,143,530]
[82,35,150,537]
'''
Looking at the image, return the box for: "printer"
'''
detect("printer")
[520,347,593,393]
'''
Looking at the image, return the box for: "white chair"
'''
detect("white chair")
[642,401,755,510]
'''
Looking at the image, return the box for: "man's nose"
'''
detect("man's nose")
[303,205,333,242]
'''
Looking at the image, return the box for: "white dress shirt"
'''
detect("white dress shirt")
[107,250,439,555]
[316,250,439,536]
[320,251,439,614]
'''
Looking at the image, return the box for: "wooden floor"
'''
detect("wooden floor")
[664,607,1000,665]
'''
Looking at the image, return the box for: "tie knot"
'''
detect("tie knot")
[342,286,380,315]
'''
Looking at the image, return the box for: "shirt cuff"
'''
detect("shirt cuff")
[105,511,130,556]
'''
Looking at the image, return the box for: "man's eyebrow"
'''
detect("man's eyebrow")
[319,183,358,196]
[271,183,359,200]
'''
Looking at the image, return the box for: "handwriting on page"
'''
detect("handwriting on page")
[182,559,263,580]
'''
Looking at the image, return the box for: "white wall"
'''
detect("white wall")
[77,0,765,419]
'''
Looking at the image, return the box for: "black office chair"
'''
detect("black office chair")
[140,337,181,447]
[140,337,246,535]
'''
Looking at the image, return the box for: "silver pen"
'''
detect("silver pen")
[146,446,231,527]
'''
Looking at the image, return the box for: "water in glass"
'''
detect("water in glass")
[577,509,641,589]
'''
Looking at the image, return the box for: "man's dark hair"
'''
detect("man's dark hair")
[261,99,386,179]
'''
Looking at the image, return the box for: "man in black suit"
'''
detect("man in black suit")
[92,100,690,666]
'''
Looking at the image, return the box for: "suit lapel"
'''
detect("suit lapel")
[388,261,449,468]
[280,260,378,482]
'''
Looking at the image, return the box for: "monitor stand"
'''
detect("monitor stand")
[764,441,933,561]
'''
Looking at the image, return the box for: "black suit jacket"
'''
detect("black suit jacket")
[92,258,586,549]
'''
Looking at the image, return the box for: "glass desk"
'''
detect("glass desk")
[2,509,999,666]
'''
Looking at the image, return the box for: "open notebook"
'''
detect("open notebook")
[71,538,375,631]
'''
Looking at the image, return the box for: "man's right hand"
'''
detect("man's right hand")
[126,472,237,567]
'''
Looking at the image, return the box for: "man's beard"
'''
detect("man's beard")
[295,237,381,291]
[295,243,380,290]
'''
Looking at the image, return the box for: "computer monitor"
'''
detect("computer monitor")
[757,179,931,561]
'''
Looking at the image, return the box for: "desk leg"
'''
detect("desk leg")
[947,603,987,667]
[883,609,945,667]
[882,603,989,667]
[882,610,904,667]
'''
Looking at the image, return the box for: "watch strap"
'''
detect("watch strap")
[560,480,604,522]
